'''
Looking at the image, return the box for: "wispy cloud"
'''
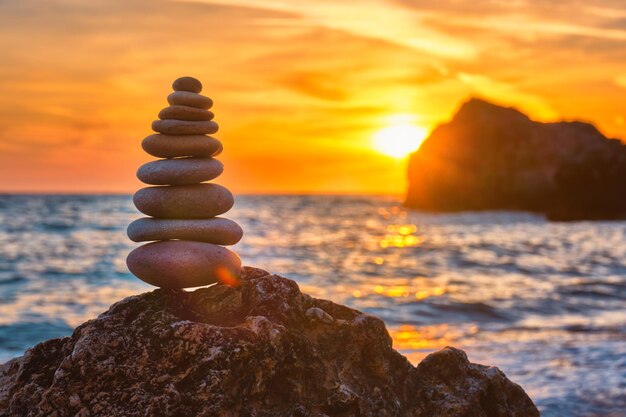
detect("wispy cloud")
[180,0,477,59]
[436,14,626,42]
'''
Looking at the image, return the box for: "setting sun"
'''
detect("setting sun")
[372,123,429,158]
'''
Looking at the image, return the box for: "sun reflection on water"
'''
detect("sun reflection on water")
[350,283,446,300]
[390,324,454,350]
[379,223,424,248]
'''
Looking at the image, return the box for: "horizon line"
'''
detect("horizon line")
[0,190,405,198]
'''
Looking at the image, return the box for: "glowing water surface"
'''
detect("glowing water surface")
[0,195,624,417]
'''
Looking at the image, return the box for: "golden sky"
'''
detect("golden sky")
[0,0,625,194]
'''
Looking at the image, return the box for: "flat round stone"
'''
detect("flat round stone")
[133,184,234,219]
[142,134,222,158]
[152,119,218,135]
[158,105,214,121]
[172,76,202,93]
[127,240,241,288]
[127,218,243,245]
[167,91,213,109]
[137,158,223,185]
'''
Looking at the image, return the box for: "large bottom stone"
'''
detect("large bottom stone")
[126,240,241,288]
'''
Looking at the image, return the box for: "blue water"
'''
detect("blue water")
[0,194,625,416]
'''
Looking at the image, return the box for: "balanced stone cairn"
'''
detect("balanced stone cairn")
[126,77,243,288]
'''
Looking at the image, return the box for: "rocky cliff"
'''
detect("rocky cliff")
[406,98,626,220]
[0,267,538,417]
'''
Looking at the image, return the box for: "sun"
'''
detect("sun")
[372,123,429,158]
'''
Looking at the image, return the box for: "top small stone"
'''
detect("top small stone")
[173,76,202,93]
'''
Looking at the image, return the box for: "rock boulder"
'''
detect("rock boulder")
[406,98,626,220]
[0,267,538,417]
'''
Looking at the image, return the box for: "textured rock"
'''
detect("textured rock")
[152,119,219,135]
[128,217,243,245]
[406,98,626,221]
[172,76,202,93]
[141,134,222,158]
[126,241,241,288]
[0,268,539,417]
[167,91,213,109]
[158,105,214,121]
[137,157,223,185]
[133,184,234,219]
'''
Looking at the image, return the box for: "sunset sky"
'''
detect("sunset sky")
[0,0,625,194]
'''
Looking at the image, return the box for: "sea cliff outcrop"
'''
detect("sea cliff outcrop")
[406,98,626,221]
[0,267,538,417]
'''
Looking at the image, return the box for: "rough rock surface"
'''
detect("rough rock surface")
[0,267,539,417]
[406,98,626,221]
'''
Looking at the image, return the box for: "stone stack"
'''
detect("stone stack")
[126,77,242,288]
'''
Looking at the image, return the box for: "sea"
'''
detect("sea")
[0,194,624,416]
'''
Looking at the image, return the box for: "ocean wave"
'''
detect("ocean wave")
[0,194,624,416]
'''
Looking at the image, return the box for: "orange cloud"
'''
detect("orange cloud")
[0,0,624,194]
